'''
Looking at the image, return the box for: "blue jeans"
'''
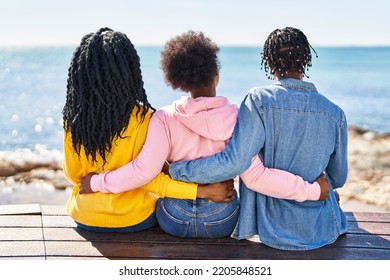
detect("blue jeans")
[156,195,239,238]
[75,211,157,233]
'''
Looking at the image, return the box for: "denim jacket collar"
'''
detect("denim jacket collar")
[274,78,318,93]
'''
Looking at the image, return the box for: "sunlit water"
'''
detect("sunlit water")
[1,46,389,152]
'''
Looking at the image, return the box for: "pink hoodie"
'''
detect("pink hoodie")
[91,96,320,201]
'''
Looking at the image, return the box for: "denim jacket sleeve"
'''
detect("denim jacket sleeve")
[326,112,348,189]
[169,93,265,183]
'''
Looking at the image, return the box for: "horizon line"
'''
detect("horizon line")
[1,44,390,48]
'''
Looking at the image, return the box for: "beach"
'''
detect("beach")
[338,126,390,212]
[0,126,389,212]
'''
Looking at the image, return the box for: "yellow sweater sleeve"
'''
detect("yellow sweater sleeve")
[141,172,198,200]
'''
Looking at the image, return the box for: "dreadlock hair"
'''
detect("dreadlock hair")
[62,27,154,169]
[261,27,318,79]
[160,30,220,92]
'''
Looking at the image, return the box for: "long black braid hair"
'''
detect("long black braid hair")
[261,27,318,79]
[63,27,154,168]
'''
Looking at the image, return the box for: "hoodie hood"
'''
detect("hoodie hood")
[173,96,238,141]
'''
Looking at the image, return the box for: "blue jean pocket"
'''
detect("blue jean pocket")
[203,205,240,238]
[156,199,190,238]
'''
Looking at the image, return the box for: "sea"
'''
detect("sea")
[1,46,390,153]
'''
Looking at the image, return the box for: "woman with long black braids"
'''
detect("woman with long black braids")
[62,27,234,232]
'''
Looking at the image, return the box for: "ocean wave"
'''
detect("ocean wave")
[0,144,63,176]
[0,145,70,205]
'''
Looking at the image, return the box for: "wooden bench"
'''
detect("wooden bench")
[0,204,389,260]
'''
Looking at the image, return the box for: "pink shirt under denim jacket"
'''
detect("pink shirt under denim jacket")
[90,96,320,201]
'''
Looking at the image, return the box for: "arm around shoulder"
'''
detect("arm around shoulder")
[170,93,266,184]
[240,155,321,202]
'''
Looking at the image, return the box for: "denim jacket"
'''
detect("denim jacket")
[170,78,348,250]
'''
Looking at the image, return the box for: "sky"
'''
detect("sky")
[1,0,390,47]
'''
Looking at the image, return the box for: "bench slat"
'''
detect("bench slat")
[44,241,390,260]
[0,228,44,241]
[347,221,390,235]
[0,204,41,215]
[346,212,390,222]
[0,216,42,227]
[0,241,45,257]
[1,204,389,260]
[41,228,390,250]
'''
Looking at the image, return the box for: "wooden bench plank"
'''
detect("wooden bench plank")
[38,210,390,231]
[0,256,46,260]
[46,256,109,260]
[45,241,105,258]
[42,227,390,250]
[347,221,390,235]
[43,240,390,260]
[0,215,42,227]
[346,212,390,222]
[0,241,45,257]
[42,215,76,228]
[43,227,242,243]
[332,233,390,249]
[42,220,390,241]
[40,205,67,216]
[0,228,43,241]
[0,204,41,215]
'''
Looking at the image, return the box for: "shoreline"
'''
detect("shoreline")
[1,126,390,212]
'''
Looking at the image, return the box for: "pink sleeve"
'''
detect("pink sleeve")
[90,113,170,194]
[240,155,320,202]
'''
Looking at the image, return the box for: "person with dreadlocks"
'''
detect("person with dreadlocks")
[62,27,235,233]
[79,30,330,238]
[165,27,348,250]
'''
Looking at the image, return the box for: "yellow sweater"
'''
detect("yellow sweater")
[63,108,197,228]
